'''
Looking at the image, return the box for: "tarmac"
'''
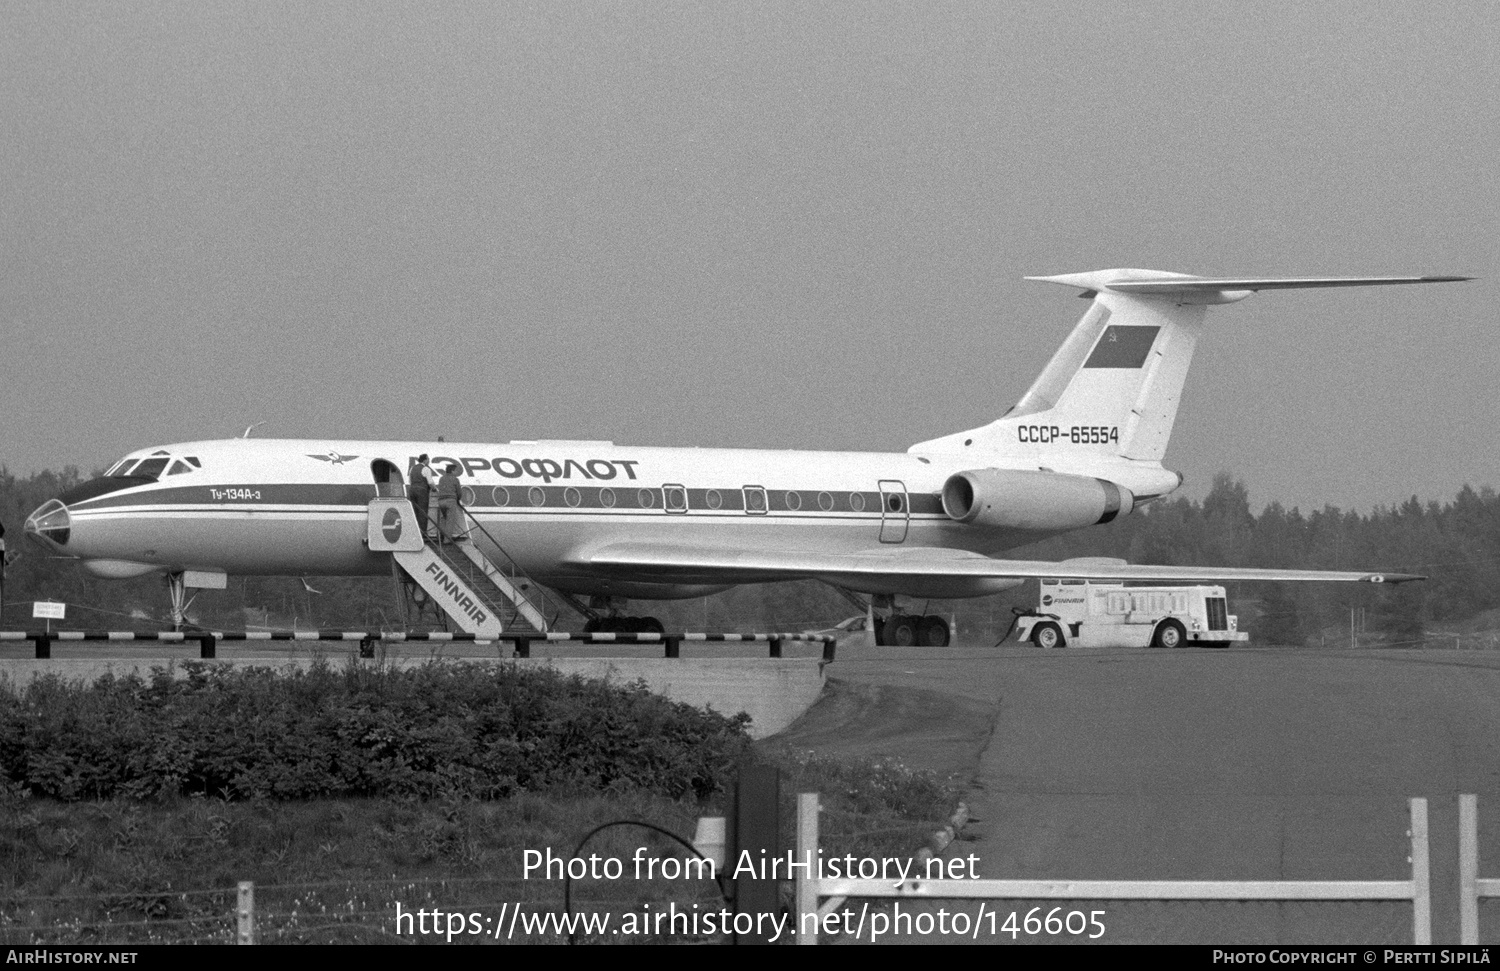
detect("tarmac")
[774,641,1500,944]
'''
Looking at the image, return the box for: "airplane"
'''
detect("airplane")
[24,268,1469,646]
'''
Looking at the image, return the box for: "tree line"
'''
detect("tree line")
[3,466,1494,644]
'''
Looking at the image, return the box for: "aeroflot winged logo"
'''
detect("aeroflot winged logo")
[307,452,360,465]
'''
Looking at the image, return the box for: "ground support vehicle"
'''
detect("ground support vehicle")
[1014,580,1249,649]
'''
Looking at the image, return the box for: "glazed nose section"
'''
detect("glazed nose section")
[25,499,71,548]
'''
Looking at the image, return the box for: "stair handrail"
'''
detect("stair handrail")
[453,500,561,626]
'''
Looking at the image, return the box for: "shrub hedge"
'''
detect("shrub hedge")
[0,662,752,802]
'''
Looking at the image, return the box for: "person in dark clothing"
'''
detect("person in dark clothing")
[410,454,435,539]
[436,463,464,543]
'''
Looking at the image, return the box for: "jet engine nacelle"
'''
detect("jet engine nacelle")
[941,468,1134,532]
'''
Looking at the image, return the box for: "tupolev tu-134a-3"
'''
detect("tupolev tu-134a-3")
[25,268,1469,645]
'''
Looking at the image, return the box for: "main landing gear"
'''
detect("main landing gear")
[573,595,665,635]
[583,615,666,635]
[869,595,951,647]
[877,613,951,647]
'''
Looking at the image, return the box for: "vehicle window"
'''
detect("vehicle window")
[167,460,192,475]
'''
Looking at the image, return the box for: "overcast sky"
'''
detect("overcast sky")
[2,0,1495,513]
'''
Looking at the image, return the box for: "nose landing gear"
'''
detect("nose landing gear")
[165,572,196,632]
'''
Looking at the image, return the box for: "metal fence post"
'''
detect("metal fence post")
[795,792,820,946]
[1410,797,1430,944]
[514,637,530,659]
[199,633,216,659]
[768,637,782,658]
[664,636,680,659]
[1460,794,1478,945]
[34,634,49,659]
[237,880,256,944]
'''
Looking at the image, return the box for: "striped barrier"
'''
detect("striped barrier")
[0,629,837,661]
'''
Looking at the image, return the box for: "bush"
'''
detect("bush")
[0,662,751,802]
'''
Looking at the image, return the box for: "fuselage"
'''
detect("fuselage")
[27,437,1182,600]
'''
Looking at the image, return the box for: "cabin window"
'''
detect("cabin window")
[705,489,723,510]
[528,487,545,507]
[849,492,866,512]
[638,488,657,508]
[600,488,617,508]
[818,491,834,511]
[492,486,510,506]
[785,491,802,511]
[564,487,582,508]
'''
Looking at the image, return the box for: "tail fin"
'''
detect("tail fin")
[911,269,1468,463]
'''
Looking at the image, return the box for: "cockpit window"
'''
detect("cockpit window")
[130,458,170,480]
[186,456,201,468]
[167,459,193,475]
[104,460,133,477]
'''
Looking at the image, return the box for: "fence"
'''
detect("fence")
[0,629,836,661]
[793,792,1435,945]
[1459,794,1500,944]
[3,875,725,945]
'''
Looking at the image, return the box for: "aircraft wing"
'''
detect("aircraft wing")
[580,542,1420,586]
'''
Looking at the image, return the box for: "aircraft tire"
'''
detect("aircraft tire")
[1153,619,1187,649]
[882,614,918,647]
[917,616,950,647]
[1031,622,1064,650]
[640,616,665,636]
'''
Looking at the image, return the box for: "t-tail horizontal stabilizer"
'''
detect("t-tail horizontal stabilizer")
[1027,271,1473,304]
[913,269,1471,461]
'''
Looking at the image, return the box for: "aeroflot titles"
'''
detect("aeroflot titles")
[416,456,640,484]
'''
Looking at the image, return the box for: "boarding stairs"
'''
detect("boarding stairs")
[366,497,548,637]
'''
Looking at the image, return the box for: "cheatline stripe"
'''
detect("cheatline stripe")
[4,629,834,643]
[70,506,941,524]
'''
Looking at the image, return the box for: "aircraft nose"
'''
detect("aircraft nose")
[25,499,71,548]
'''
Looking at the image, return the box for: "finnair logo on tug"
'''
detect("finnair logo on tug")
[425,562,487,624]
